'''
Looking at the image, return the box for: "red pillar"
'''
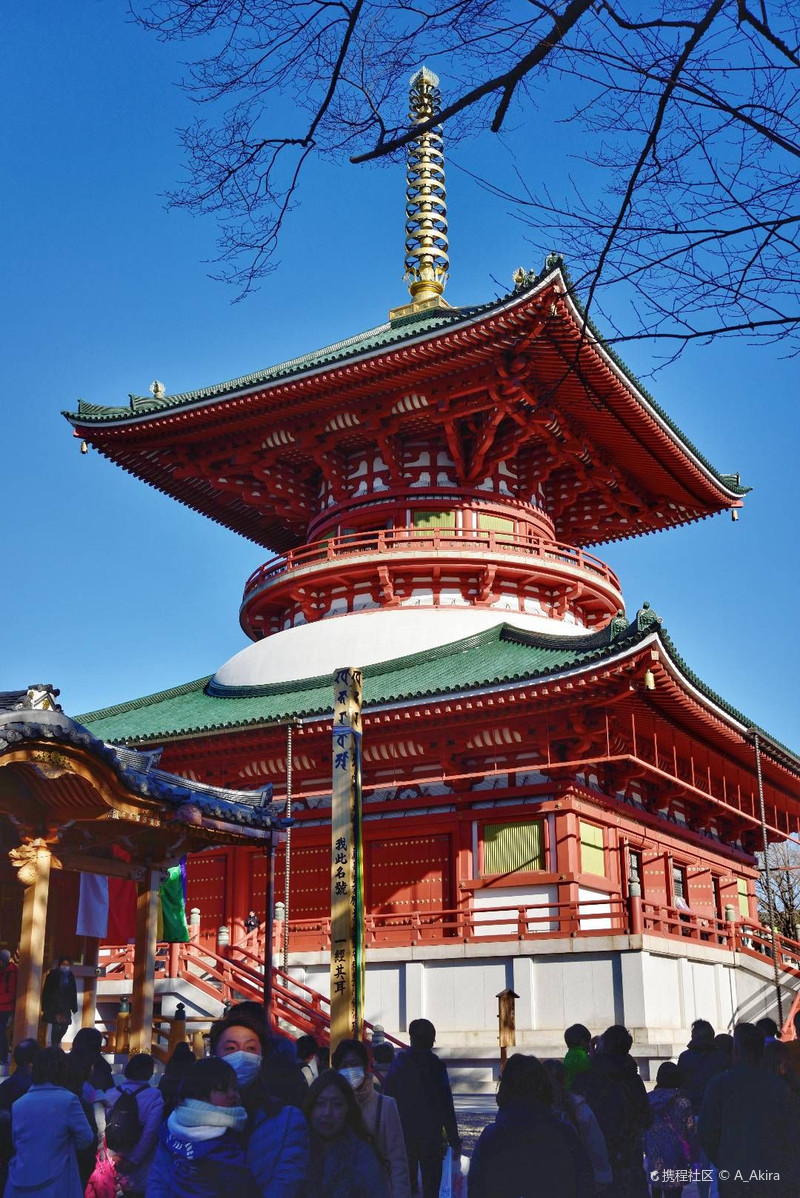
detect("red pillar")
[229,848,252,945]
[555,807,580,934]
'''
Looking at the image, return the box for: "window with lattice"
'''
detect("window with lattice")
[477,513,514,535]
[412,509,456,531]
[737,878,750,918]
[579,820,605,876]
[483,821,545,876]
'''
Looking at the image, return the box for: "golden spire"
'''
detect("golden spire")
[391,66,450,319]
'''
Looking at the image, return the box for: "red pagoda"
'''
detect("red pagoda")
[67,69,800,1080]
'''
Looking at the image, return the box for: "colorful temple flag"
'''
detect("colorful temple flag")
[158,864,189,943]
[76,873,109,939]
[77,848,187,943]
[76,873,137,942]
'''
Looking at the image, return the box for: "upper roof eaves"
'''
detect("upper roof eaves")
[63,298,499,424]
[63,257,748,500]
[552,260,749,497]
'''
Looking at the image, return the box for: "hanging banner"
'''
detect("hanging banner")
[158,864,190,943]
[330,666,364,1053]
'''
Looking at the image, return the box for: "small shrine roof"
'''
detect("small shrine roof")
[75,610,797,775]
[0,697,279,833]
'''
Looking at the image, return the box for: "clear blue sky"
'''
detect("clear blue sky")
[3,4,798,752]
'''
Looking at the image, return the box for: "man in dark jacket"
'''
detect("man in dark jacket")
[678,1019,724,1116]
[699,1022,797,1197]
[572,1024,651,1198]
[41,956,78,1046]
[469,1053,593,1198]
[384,1018,461,1198]
[678,1019,724,1198]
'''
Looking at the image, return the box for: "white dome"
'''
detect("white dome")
[213,607,589,688]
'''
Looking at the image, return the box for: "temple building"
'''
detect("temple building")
[64,69,800,1080]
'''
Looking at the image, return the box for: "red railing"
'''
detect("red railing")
[237,896,627,954]
[99,898,800,1045]
[98,939,403,1048]
[242,527,621,599]
[640,900,800,979]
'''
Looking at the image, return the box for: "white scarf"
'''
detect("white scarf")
[168,1099,248,1142]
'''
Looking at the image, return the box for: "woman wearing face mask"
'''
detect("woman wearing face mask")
[332,1040,411,1198]
[41,957,78,1047]
[302,1070,388,1198]
[210,1015,308,1198]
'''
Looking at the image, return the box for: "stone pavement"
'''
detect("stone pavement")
[453,1095,701,1197]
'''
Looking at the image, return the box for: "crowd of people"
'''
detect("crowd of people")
[0,994,796,1198]
[0,1008,463,1198]
[468,1016,800,1198]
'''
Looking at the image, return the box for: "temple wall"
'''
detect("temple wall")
[283,936,794,1090]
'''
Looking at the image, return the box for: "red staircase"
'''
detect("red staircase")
[99,938,403,1048]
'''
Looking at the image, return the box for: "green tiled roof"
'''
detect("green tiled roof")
[75,613,797,772]
[64,301,494,424]
[63,259,747,498]
[76,622,631,743]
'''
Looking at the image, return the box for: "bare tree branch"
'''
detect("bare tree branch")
[132,0,800,349]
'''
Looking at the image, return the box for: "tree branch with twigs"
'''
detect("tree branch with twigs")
[133,0,800,351]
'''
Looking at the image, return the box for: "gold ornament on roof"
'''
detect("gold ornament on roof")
[403,66,449,305]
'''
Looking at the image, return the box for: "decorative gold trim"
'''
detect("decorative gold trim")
[400,67,449,310]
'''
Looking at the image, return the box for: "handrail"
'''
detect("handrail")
[242,526,621,599]
[102,900,800,969]
[237,896,627,952]
[97,896,800,1047]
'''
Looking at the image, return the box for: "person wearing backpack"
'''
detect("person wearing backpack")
[105,1053,164,1196]
[572,1025,651,1198]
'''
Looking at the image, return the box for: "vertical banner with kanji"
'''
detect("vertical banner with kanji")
[330,666,364,1053]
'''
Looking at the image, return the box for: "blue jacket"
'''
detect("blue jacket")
[302,1129,388,1198]
[5,1083,94,1198]
[247,1104,308,1198]
[468,1100,594,1198]
[146,1122,258,1198]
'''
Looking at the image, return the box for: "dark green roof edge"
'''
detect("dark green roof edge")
[653,625,797,768]
[62,298,498,424]
[75,607,797,771]
[63,257,747,499]
[551,257,749,496]
[74,620,634,737]
[76,675,215,724]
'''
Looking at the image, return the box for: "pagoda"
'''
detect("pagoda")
[67,69,800,1080]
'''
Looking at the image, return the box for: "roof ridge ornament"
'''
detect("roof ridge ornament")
[390,66,451,322]
[513,252,565,293]
[636,601,662,633]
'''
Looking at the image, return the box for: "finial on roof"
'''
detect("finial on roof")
[150,380,166,399]
[393,66,449,318]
